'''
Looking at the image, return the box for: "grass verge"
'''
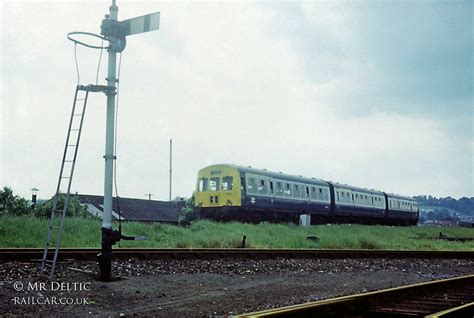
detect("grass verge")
[0,215,473,250]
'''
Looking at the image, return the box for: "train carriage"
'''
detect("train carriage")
[385,193,419,225]
[194,164,419,225]
[328,182,387,223]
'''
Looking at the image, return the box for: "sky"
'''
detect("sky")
[1,0,473,201]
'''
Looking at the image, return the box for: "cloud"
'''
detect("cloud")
[1,1,472,200]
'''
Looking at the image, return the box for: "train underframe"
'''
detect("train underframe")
[197,207,418,226]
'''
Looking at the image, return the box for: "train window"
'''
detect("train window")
[247,177,256,194]
[276,182,283,195]
[336,191,340,201]
[258,179,268,195]
[209,177,220,192]
[310,187,317,200]
[222,176,233,191]
[306,187,310,198]
[293,184,300,197]
[269,181,274,194]
[284,183,292,196]
[198,178,208,192]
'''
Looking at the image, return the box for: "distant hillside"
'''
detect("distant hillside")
[414,195,474,223]
[414,195,474,215]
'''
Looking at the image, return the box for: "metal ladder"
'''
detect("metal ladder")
[40,84,113,278]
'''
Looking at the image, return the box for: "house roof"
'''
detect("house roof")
[77,194,185,223]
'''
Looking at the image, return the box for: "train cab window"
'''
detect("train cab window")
[258,179,268,195]
[222,176,233,191]
[209,177,220,192]
[247,177,256,194]
[198,178,208,192]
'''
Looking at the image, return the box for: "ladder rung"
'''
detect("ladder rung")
[67,144,77,147]
[70,129,80,131]
[50,226,61,230]
[76,98,86,101]
[61,176,71,179]
[45,260,54,263]
[64,160,74,162]
[73,114,83,116]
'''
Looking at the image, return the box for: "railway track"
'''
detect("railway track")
[1,248,473,262]
[237,274,474,317]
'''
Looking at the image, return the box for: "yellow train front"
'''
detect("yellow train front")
[194,164,245,220]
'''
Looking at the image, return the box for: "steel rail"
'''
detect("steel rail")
[1,248,473,262]
[237,274,474,317]
[427,302,474,318]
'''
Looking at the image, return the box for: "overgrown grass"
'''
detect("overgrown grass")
[0,215,473,250]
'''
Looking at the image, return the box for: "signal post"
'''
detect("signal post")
[97,0,160,281]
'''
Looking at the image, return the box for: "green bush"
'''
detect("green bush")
[0,187,31,216]
[178,194,200,226]
[34,195,94,219]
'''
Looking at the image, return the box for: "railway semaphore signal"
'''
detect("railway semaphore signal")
[98,0,160,281]
[40,0,160,281]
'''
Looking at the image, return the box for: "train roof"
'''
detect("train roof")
[385,193,417,202]
[326,181,384,195]
[216,164,329,187]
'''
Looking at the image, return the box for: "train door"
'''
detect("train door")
[208,176,221,206]
[268,178,275,207]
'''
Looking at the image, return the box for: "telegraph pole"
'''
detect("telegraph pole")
[169,139,172,201]
[97,0,160,281]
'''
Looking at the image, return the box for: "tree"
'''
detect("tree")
[178,194,199,226]
[426,211,435,221]
[0,187,31,216]
[34,194,91,218]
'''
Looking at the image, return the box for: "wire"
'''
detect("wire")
[95,39,104,85]
[74,43,80,85]
[114,52,123,236]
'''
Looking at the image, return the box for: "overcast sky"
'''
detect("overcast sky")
[1,0,473,201]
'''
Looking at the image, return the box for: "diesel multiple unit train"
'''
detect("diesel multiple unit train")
[194,164,419,225]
